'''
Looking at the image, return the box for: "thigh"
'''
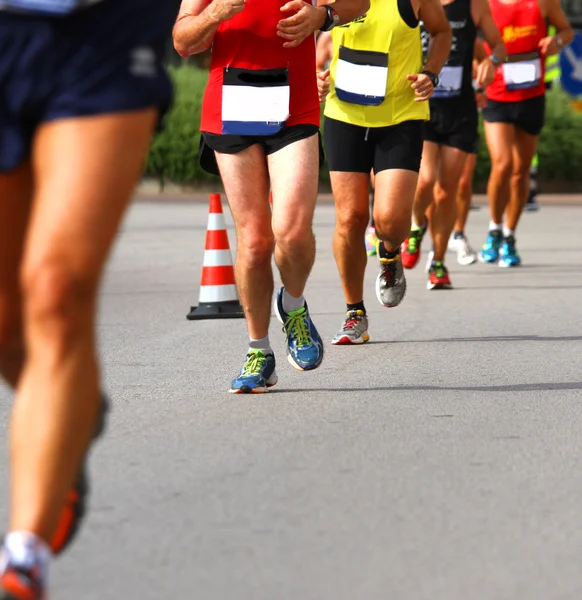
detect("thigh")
[324,117,374,174]
[23,110,158,290]
[374,120,424,175]
[0,163,33,334]
[268,133,319,235]
[418,140,440,188]
[215,144,271,234]
[484,121,516,166]
[329,171,370,222]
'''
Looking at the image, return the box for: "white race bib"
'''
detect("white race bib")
[335,47,388,106]
[221,68,290,136]
[502,57,542,90]
[433,65,464,99]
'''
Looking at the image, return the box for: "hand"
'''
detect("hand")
[209,0,245,23]
[539,35,560,57]
[475,57,496,89]
[407,73,434,102]
[317,69,330,102]
[476,91,487,110]
[278,0,326,49]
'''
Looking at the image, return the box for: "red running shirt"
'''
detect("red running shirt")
[486,0,547,102]
[200,0,319,134]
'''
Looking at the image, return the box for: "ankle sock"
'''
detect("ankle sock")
[378,243,399,260]
[411,219,427,232]
[282,288,305,313]
[489,221,502,232]
[503,226,515,239]
[346,301,366,315]
[3,532,50,580]
[249,336,272,355]
[453,230,464,240]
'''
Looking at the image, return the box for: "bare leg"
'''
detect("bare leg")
[10,109,157,542]
[412,142,439,228]
[430,146,468,262]
[506,129,539,231]
[215,146,273,340]
[269,134,319,297]
[0,164,32,386]
[329,171,370,304]
[484,122,515,225]
[455,152,477,233]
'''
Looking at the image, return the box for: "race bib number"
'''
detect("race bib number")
[503,54,542,91]
[221,68,290,136]
[433,65,463,99]
[335,46,389,107]
[1,0,100,15]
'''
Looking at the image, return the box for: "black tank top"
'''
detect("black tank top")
[421,0,476,101]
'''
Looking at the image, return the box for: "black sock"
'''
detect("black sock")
[347,301,366,314]
[453,230,464,239]
[378,242,399,260]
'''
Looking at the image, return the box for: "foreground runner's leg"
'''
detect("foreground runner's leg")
[1,110,157,598]
[374,168,419,308]
[480,121,515,263]
[270,134,324,370]
[450,152,478,265]
[214,146,278,393]
[427,145,468,290]
[499,127,538,268]
[329,171,371,345]
[402,142,438,269]
[365,171,378,257]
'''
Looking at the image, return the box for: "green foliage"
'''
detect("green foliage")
[147,67,582,187]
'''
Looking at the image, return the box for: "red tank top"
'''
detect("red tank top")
[486,0,547,102]
[200,0,319,134]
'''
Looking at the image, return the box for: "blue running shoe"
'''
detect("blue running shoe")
[274,288,324,371]
[230,350,277,394]
[499,235,521,268]
[479,230,503,263]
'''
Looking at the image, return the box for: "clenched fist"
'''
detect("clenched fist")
[209,0,245,23]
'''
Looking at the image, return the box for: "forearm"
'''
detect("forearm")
[424,29,452,74]
[317,0,370,26]
[173,8,220,57]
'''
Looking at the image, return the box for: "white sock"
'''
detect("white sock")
[412,219,426,231]
[249,336,272,355]
[282,289,305,313]
[489,220,502,232]
[503,226,515,238]
[3,532,50,579]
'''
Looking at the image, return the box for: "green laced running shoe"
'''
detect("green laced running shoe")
[230,350,277,394]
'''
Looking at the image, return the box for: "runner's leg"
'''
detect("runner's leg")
[10,109,157,542]
[506,129,538,232]
[215,146,273,340]
[484,122,515,225]
[455,152,477,234]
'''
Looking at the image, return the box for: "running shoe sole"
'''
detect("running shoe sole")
[498,259,520,268]
[478,252,498,264]
[427,280,453,290]
[457,254,477,266]
[229,377,278,394]
[331,333,370,346]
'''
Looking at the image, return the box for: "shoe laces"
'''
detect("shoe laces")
[431,262,447,278]
[343,310,364,330]
[380,258,399,286]
[407,229,423,253]
[504,235,516,252]
[283,308,311,348]
[242,351,266,376]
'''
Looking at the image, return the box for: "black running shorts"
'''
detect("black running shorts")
[200,124,323,176]
[323,117,424,174]
[482,94,546,137]
[423,97,479,155]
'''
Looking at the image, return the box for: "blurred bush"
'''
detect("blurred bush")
[147,66,582,188]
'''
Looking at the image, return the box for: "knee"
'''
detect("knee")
[417,171,436,196]
[374,215,409,247]
[21,259,96,348]
[273,217,313,251]
[458,175,471,199]
[237,230,275,269]
[334,206,369,238]
[491,156,513,179]
[511,163,530,182]
[434,182,457,207]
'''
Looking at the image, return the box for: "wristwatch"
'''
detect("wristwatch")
[422,70,439,88]
[321,5,340,32]
[490,54,502,67]
[555,35,564,49]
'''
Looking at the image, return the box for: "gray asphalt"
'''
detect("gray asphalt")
[1,199,581,600]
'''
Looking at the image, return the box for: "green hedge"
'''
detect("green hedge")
[147,66,582,188]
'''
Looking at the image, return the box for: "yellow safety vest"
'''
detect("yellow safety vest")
[324,0,429,128]
[545,25,560,83]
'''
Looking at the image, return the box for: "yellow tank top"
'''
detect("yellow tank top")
[325,0,429,128]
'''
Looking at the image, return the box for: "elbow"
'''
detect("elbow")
[173,31,191,58]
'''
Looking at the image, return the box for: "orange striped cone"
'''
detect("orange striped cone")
[187,194,245,320]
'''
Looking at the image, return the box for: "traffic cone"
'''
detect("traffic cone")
[187,194,245,320]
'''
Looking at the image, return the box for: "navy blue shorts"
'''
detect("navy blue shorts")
[0,0,174,172]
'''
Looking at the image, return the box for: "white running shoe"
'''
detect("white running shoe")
[448,234,477,266]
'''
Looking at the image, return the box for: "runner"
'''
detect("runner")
[319,0,452,345]
[0,1,174,598]
[401,0,506,290]
[479,0,572,267]
[174,0,370,389]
